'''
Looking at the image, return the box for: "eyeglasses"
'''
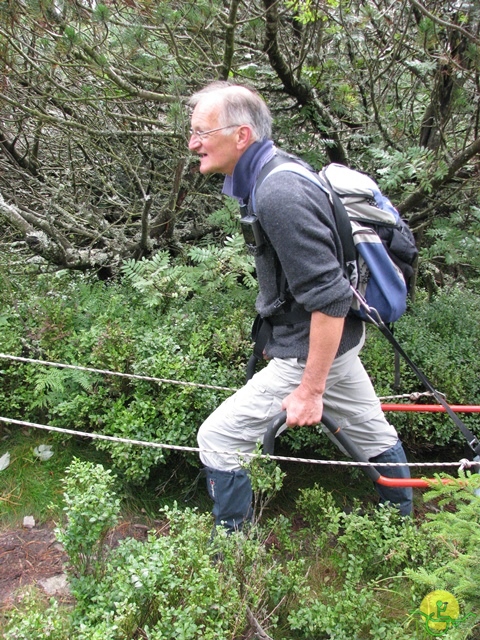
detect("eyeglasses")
[189,124,240,140]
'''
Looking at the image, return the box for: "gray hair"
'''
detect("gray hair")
[188,81,272,141]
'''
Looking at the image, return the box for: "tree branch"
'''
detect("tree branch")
[398,135,480,216]
[220,0,241,80]
[0,193,34,235]
[262,0,348,165]
[408,0,480,46]
[246,606,274,640]
[139,195,153,255]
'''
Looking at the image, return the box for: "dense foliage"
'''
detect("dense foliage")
[1,242,479,483]
[3,459,479,639]
[0,266,251,482]
[1,2,480,635]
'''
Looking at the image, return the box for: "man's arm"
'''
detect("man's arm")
[281,310,345,427]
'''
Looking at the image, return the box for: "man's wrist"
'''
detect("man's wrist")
[298,378,325,398]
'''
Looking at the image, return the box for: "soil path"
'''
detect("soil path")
[0,524,67,607]
[0,521,150,609]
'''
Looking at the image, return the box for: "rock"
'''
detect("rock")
[38,574,70,597]
[23,516,35,529]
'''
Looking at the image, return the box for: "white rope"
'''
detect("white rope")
[0,353,237,392]
[1,352,475,471]
[0,415,471,469]
[0,353,442,401]
[377,391,439,401]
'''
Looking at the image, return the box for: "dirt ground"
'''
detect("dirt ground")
[0,521,151,610]
[0,523,68,608]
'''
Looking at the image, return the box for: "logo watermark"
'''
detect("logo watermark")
[412,590,474,636]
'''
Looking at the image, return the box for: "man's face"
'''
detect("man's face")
[188,98,243,176]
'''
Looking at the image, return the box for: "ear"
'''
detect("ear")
[236,125,254,150]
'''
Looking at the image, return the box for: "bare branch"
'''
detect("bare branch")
[220,0,242,80]
[262,0,348,165]
[399,136,480,216]
[408,0,480,46]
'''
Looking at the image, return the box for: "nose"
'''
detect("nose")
[188,133,201,151]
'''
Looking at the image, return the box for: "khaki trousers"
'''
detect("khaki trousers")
[198,337,399,471]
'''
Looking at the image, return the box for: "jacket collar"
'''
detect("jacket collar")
[222,139,275,205]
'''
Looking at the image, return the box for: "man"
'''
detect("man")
[188,81,413,532]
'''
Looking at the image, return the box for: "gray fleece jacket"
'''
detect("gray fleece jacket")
[225,141,364,360]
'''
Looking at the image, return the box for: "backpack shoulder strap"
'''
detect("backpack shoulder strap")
[317,170,356,273]
[253,156,359,291]
[251,154,292,212]
[252,155,327,211]
[256,159,356,269]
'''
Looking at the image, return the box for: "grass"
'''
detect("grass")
[0,426,214,530]
[1,422,427,531]
[0,425,108,529]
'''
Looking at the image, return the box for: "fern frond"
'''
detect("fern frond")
[32,368,93,409]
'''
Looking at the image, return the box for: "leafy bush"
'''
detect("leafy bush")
[0,262,253,482]
[289,481,478,640]
[120,223,257,313]
[360,285,480,452]
[55,459,121,580]
[3,460,310,639]
[407,472,480,611]
[2,249,479,482]
[5,460,480,639]
[69,506,246,640]
[2,590,69,640]
[421,207,480,293]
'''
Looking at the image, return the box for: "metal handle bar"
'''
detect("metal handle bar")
[262,410,453,489]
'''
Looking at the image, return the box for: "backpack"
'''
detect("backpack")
[252,158,418,325]
[247,161,480,460]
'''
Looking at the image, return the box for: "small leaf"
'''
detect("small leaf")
[33,444,54,461]
[0,451,10,471]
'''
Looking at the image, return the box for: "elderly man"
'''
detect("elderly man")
[188,81,412,532]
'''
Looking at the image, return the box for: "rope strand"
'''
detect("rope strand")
[0,353,450,402]
[0,415,471,469]
[0,352,477,471]
[0,353,237,392]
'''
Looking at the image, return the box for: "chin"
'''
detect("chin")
[200,165,217,175]
[199,161,211,174]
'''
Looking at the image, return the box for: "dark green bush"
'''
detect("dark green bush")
[0,270,253,482]
[361,285,480,453]
[2,263,479,482]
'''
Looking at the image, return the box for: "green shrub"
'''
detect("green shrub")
[2,260,479,482]
[72,507,245,640]
[55,458,121,580]
[289,484,459,639]
[4,460,480,639]
[0,267,252,482]
[4,460,309,639]
[361,285,480,452]
[407,473,480,613]
[3,590,69,640]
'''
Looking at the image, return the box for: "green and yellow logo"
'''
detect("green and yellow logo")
[413,590,474,636]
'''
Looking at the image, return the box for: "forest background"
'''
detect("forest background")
[1,1,480,638]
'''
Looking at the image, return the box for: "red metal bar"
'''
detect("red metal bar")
[376,475,455,488]
[381,404,480,413]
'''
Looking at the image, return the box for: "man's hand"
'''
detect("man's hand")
[282,310,345,427]
[281,385,324,427]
